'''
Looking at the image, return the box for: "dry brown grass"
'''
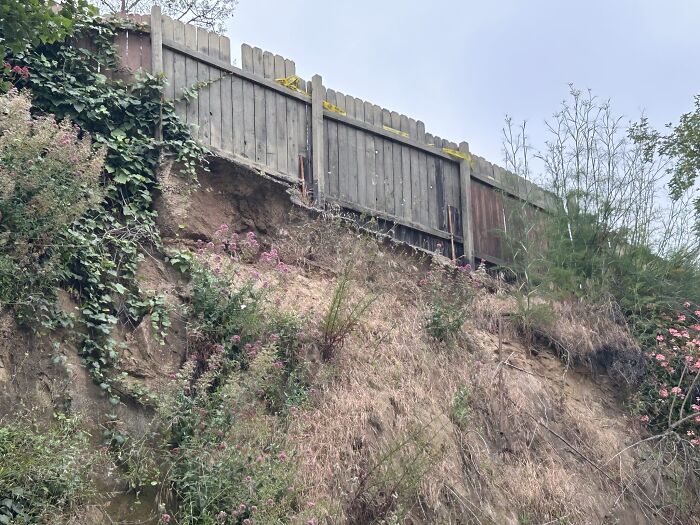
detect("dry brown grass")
[471,292,645,389]
[245,216,673,524]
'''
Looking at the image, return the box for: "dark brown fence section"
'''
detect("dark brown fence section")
[99,6,558,265]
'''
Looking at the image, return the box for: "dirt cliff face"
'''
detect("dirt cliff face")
[0,157,694,524]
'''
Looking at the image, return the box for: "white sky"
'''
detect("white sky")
[225,0,700,169]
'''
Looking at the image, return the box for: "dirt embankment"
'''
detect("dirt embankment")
[1,157,690,524]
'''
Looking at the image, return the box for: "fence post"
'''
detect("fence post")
[150,5,164,140]
[459,141,474,266]
[311,74,325,206]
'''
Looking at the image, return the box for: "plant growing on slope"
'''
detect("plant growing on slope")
[420,261,475,342]
[319,263,374,361]
[634,302,700,439]
[8,11,206,403]
[154,229,320,524]
[0,414,102,524]
[0,89,105,323]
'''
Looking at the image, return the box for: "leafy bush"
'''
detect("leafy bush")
[450,386,472,430]
[421,262,475,342]
[0,0,91,55]
[0,415,100,524]
[160,354,310,525]
[633,302,700,441]
[154,229,319,523]
[0,89,104,319]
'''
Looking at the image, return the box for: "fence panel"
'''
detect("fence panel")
[94,9,558,266]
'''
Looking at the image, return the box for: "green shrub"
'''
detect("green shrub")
[0,415,100,524]
[421,262,475,342]
[450,386,472,430]
[633,302,700,440]
[0,89,104,320]
[319,264,374,361]
[154,233,320,523]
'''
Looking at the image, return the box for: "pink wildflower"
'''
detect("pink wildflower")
[659,388,669,399]
[640,415,650,422]
[656,334,665,342]
[671,386,683,396]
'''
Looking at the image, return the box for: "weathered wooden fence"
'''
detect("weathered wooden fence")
[105,7,558,265]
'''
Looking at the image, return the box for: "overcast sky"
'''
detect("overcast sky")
[225,0,700,168]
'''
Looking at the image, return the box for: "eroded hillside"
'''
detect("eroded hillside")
[2,157,695,525]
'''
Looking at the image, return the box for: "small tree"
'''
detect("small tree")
[92,0,238,31]
[501,86,700,339]
[631,94,700,232]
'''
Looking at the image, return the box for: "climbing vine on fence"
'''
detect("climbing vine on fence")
[11,11,207,403]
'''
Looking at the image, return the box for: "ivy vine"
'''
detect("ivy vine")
[12,12,207,403]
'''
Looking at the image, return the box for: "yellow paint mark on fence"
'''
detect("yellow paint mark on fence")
[323,100,346,115]
[383,125,409,138]
[275,75,309,96]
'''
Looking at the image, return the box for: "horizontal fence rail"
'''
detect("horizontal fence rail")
[101,6,559,265]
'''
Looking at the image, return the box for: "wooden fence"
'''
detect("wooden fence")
[104,7,559,265]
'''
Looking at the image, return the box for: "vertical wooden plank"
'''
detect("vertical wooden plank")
[220,36,233,154]
[345,95,358,204]
[426,133,438,230]
[311,75,325,204]
[390,112,402,216]
[252,47,266,164]
[336,93,349,200]
[231,72,244,156]
[284,59,299,179]
[382,110,395,215]
[241,44,255,159]
[298,77,309,173]
[274,54,288,175]
[140,32,152,73]
[171,20,186,111]
[416,122,428,227]
[196,27,211,145]
[447,141,461,213]
[399,115,412,222]
[326,90,340,198]
[161,14,174,100]
[149,7,163,140]
[208,32,222,150]
[458,141,474,265]
[363,101,376,210]
[434,136,447,232]
[125,29,142,75]
[262,51,277,168]
[114,31,128,81]
[354,98,366,208]
[373,105,385,210]
[184,24,198,133]
[408,118,421,225]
